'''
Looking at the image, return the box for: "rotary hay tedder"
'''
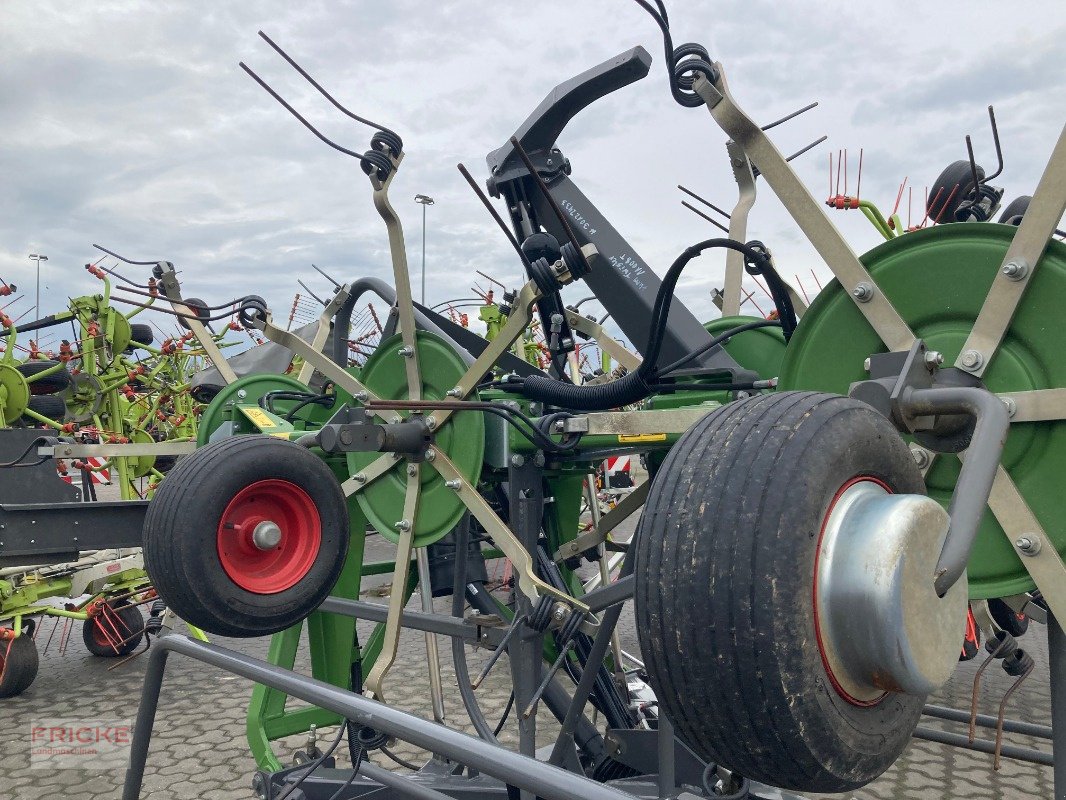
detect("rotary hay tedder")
[100,3,1066,799]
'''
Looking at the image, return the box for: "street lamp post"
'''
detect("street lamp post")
[28,254,48,319]
[413,194,435,304]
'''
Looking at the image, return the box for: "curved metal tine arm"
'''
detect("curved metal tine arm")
[429,446,592,618]
[341,452,397,497]
[694,68,915,353]
[364,465,421,702]
[370,160,422,403]
[298,282,352,386]
[256,31,398,139]
[955,124,1066,378]
[980,462,1066,626]
[239,62,377,171]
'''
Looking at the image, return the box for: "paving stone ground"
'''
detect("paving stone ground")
[0,530,1054,800]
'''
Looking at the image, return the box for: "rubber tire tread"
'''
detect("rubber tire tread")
[82,603,144,657]
[997,195,1031,225]
[24,394,67,421]
[17,360,70,395]
[926,160,984,222]
[142,435,349,638]
[0,635,39,698]
[128,323,154,347]
[635,391,927,793]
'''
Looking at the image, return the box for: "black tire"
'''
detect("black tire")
[0,634,39,698]
[17,360,70,395]
[997,195,1031,225]
[128,323,154,348]
[23,394,67,422]
[178,297,210,331]
[82,603,144,657]
[635,391,927,793]
[143,435,350,637]
[927,160,984,224]
[988,598,1029,637]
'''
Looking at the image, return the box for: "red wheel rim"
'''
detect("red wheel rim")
[812,476,891,708]
[216,479,322,595]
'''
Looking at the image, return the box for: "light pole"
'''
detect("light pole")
[28,254,48,319]
[414,194,435,304]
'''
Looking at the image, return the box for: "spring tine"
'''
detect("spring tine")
[994,663,1034,770]
[522,640,576,719]
[681,201,729,233]
[91,244,158,266]
[42,617,59,655]
[785,135,829,163]
[298,280,327,306]
[856,148,864,201]
[965,135,981,199]
[677,185,731,220]
[458,163,532,269]
[311,264,341,289]
[471,614,527,689]
[761,101,818,131]
[969,634,1010,742]
[984,105,1004,182]
[239,62,376,169]
[256,31,398,137]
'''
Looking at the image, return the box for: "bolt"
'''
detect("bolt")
[446,387,462,398]
[355,391,369,402]
[236,389,248,399]
[395,519,412,532]
[533,452,545,467]
[910,446,931,469]
[398,346,414,358]
[424,449,436,462]
[1002,260,1029,281]
[425,416,437,431]
[924,351,944,368]
[510,454,525,467]
[407,464,417,477]
[852,282,874,302]
[552,603,569,622]
[1015,536,1041,556]
[1002,397,1017,418]
[960,350,984,370]
[732,158,745,168]
[353,472,367,484]
[863,357,871,372]
[391,415,402,425]
[445,479,461,490]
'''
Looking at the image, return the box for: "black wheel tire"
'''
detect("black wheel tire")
[23,394,67,422]
[82,603,144,657]
[128,323,154,348]
[191,383,223,403]
[0,634,40,698]
[143,435,350,637]
[635,391,927,793]
[17,360,70,395]
[153,454,179,474]
[178,297,210,331]
[988,598,1029,637]
[927,160,984,224]
[997,195,1031,225]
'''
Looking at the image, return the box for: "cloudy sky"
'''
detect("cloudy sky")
[2,1,1064,350]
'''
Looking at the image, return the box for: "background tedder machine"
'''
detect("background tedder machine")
[19,2,1057,798]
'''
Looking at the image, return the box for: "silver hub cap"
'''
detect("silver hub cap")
[251,520,283,550]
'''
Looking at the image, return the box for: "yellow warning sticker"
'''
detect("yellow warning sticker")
[617,433,666,443]
[269,432,291,439]
[240,407,276,429]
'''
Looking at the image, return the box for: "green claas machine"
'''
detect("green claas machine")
[120,4,1063,800]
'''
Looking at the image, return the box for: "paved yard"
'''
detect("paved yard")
[0,531,1054,799]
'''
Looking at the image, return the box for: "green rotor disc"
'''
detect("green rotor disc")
[349,331,484,548]
[704,315,786,380]
[0,364,30,424]
[779,223,1066,599]
[196,374,310,445]
[129,427,157,478]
